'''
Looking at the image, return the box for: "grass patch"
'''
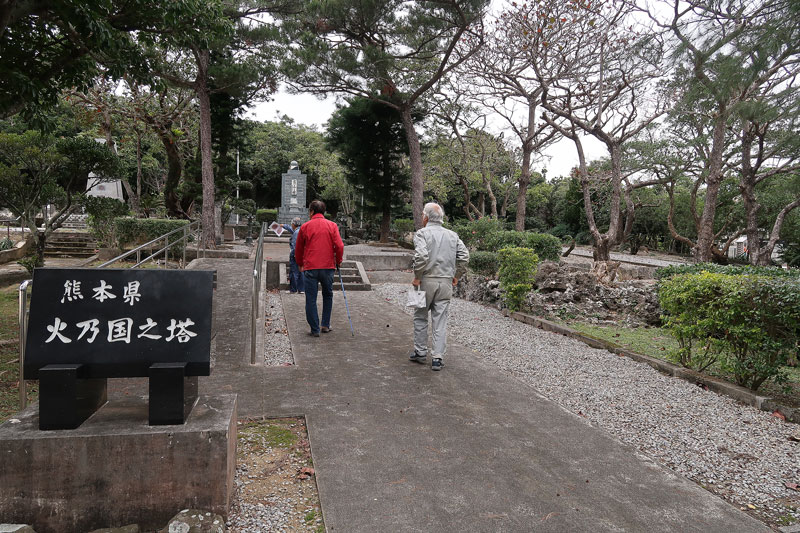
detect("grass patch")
[560,319,800,407]
[305,510,317,523]
[0,285,38,422]
[564,322,679,357]
[238,419,299,452]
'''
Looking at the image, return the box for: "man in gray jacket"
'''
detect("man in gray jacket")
[410,202,469,371]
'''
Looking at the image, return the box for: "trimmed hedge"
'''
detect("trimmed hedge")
[469,251,499,276]
[450,217,503,250]
[498,247,539,312]
[659,272,800,391]
[483,231,561,261]
[656,262,800,280]
[449,218,561,263]
[256,209,278,224]
[114,218,191,252]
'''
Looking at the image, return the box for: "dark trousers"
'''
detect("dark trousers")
[304,269,334,333]
[289,257,304,293]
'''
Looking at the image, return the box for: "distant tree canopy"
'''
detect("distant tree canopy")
[327,97,410,242]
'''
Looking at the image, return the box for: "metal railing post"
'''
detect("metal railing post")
[182,225,187,266]
[18,280,31,409]
[164,236,169,268]
[250,222,266,365]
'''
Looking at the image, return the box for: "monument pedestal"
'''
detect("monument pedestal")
[0,394,237,533]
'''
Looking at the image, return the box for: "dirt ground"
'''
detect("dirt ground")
[228,417,324,532]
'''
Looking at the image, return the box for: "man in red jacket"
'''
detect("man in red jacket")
[294,199,344,337]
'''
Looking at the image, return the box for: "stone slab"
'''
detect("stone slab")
[345,252,412,271]
[0,394,237,533]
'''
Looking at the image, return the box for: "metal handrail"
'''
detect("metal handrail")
[98,220,203,269]
[18,280,31,409]
[250,222,266,364]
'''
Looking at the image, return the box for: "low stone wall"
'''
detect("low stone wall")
[0,239,31,265]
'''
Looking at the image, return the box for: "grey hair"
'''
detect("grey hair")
[291,217,303,227]
[423,202,444,223]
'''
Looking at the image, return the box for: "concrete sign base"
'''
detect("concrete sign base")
[0,394,237,533]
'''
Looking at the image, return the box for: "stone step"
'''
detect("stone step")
[278,260,371,291]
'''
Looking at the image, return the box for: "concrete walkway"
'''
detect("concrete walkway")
[120,258,768,532]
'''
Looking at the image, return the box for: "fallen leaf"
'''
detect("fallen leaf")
[300,467,315,476]
[747,504,756,510]
[772,410,786,422]
[785,483,799,491]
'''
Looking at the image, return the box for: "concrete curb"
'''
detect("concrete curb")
[510,311,799,424]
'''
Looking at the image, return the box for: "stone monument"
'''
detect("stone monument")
[277,161,309,225]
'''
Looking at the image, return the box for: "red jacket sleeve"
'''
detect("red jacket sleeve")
[294,226,306,268]
[332,222,344,266]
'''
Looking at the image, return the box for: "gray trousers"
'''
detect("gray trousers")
[413,277,453,359]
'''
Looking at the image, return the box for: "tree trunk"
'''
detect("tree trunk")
[159,131,185,218]
[379,202,391,243]
[758,197,800,265]
[400,106,424,229]
[606,143,623,248]
[693,112,728,262]
[456,174,475,221]
[196,49,215,248]
[483,172,498,218]
[515,104,537,231]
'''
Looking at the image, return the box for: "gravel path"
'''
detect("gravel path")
[374,283,800,528]
[264,290,293,366]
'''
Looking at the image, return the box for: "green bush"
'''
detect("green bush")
[85,197,129,247]
[17,253,43,274]
[659,272,800,390]
[393,218,415,234]
[450,217,504,250]
[483,231,561,261]
[256,209,278,224]
[469,251,499,277]
[113,218,191,253]
[0,237,13,251]
[656,262,800,280]
[497,247,539,312]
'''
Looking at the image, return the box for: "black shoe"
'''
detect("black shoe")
[308,331,320,337]
[431,358,443,371]
[409,351,427,364]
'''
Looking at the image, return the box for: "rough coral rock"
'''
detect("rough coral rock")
[159,510,225,533]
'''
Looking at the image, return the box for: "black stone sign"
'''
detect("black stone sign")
[24,268,214,429]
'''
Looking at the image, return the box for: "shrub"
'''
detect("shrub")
[0,237,13,251]
[256,208,278,224]
[658,272,800,390]
[18,253,43,274]
[469,251,499,277]
[483,231,561,261]
[497,247,539,312]
[523,233,561,262]
[547,224,573,240]
[113,218,191,254]
[656,262,800,280]
[85,197,129,247]
[450,217,503,250]
[393,218,415,234]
